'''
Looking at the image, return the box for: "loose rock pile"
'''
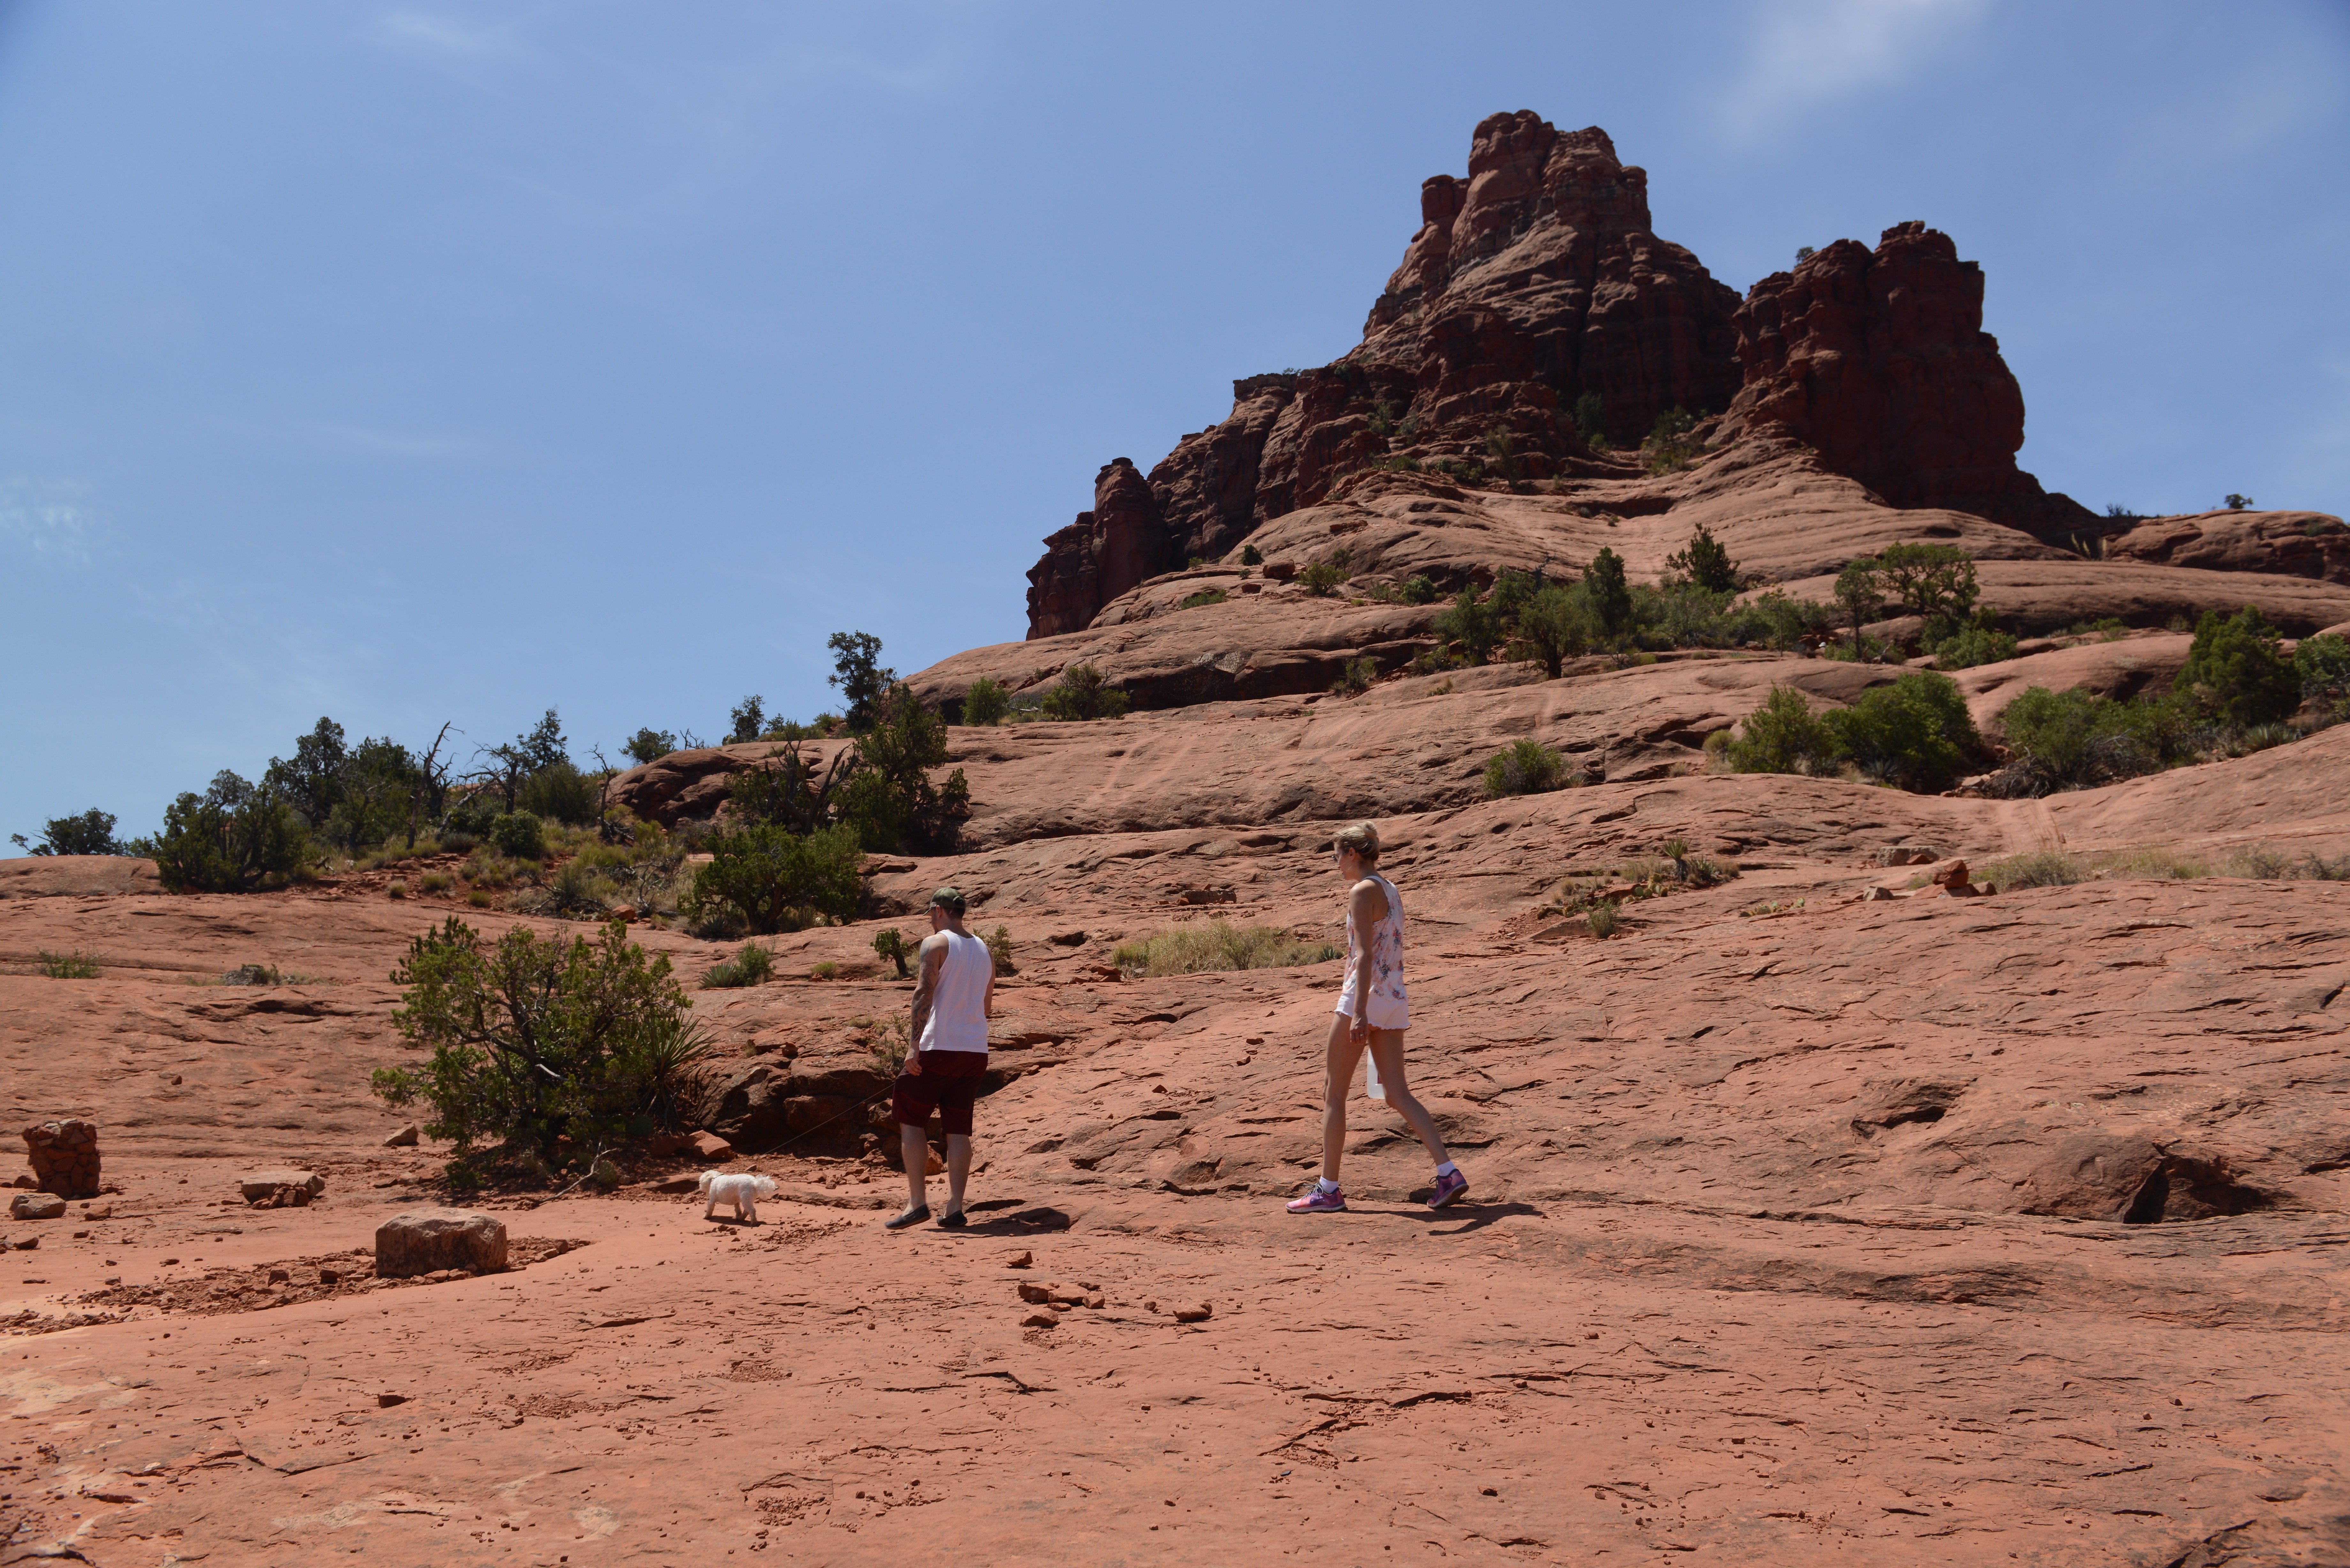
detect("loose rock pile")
[23,1119,101,1198]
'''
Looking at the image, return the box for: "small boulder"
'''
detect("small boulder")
[1020,1311,1061,1330]
[1017,1282,1053,1304]
[23,1119,102,1199]
[1005,1250,1033,1269]
[383,1124,421,1148]
[239,1169,325,1208]
[646,1132,690,1157]
[375,1209,509,1278]
[9,1193,67,1221]
[1171,1302,1213,1323]
[1046,930,1088,947]
[688,1131,734,1162]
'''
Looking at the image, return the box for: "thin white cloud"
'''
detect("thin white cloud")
[0,479,102,567]
[1724,0,1990,133]
[375,9,527,64]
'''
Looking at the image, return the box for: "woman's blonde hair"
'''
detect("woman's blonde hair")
[1334,821,1381,864]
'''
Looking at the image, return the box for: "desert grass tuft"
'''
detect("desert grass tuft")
[37,949,102,979]
[1113,920,1341,977]
[1979,850,2087,888]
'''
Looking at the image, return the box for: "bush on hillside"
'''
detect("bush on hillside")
[2178,606,2300,729]
[148,772,313,893]
[1725,687,1838,776]
[1876,542,1982,644]
[685,823,863,935]
[1928,621,2019,670]
[1299,559,1350,596]
[10,808,123,857]
[371,916,714,1162]
[2294,631,2350,713]
[960,677,1010,727]
[701,942,776,989]
[1399,574,1439,605]
[516,759,600,826]
[489,810,547,861]
[624,727,679,765]
[1040,663,1130,721]
[1484,738,1575,797]
[1823,671,1981,792]
[1664,522,1740,594]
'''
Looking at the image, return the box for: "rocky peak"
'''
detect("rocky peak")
[1723,222,2093,534]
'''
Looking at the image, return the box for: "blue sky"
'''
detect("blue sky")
[4,0,2346,840]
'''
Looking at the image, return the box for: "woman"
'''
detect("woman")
[1287,821,1467,1213]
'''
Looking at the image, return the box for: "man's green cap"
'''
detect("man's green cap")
[930,886,967,915]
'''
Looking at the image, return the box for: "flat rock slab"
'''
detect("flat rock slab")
[237,1169,324,1202]
[375,1208,508,1278]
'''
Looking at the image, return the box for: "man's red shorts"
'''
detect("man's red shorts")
[890,1051,989,1136]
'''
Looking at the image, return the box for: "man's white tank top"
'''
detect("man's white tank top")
[918,929,992,1054]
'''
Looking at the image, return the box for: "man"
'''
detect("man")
[885,887,994,1231]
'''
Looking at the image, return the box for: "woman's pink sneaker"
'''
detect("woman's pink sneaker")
[1427,1168,1469,1209]
[1286,1185,1346,1214]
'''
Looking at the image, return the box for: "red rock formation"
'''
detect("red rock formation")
[1722,223,2095,535]
[1023,459,1172,640]
[2106,508,2350,584]
[1025,112,1744,636]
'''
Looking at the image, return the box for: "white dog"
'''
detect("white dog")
[698,1170,778,1223]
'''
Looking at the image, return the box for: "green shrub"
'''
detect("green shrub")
[2178,606,2300,728]
[1484,738,1573,797]
[624,728,679,765]
[1508,584,1596,675]
[873,927,914,978]
[2295,632,2350,710]
[149,772,313,893]
[489,811,546,861]
[1180,587,1229,609]
[827,630,895,733]
[810,960,839,980]
[467,888,494,908]
[517,761,600,826]
[984,925,1017,976]
[1584,548,1633,640]
[1823,671,1981,791]
[1331,656,1377,696]
[1876,543,1981,643]
[1726,687,1838,776]
[1832,558,1885,650]
[1112,920,1339,976]
[1928,621,2019,670]
[38,949,101,978]
[1433,586,1501,664]
[420,871,454,893]
[1642,407,1702,472]
[960,677,1010,727]
[1586,902,1619,939]
[2224,494,2253,511]
[1399,574,1439,605]
[1040,664,1130,721]
[1299,560,1349,596]
[1240,543,1264,566]
[9,808,122,857]
[370,916,713,1159]
[686,823,863,936]
[1664,523,1740,594]
[1573,391,1605,449]
[387,878,408,899]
